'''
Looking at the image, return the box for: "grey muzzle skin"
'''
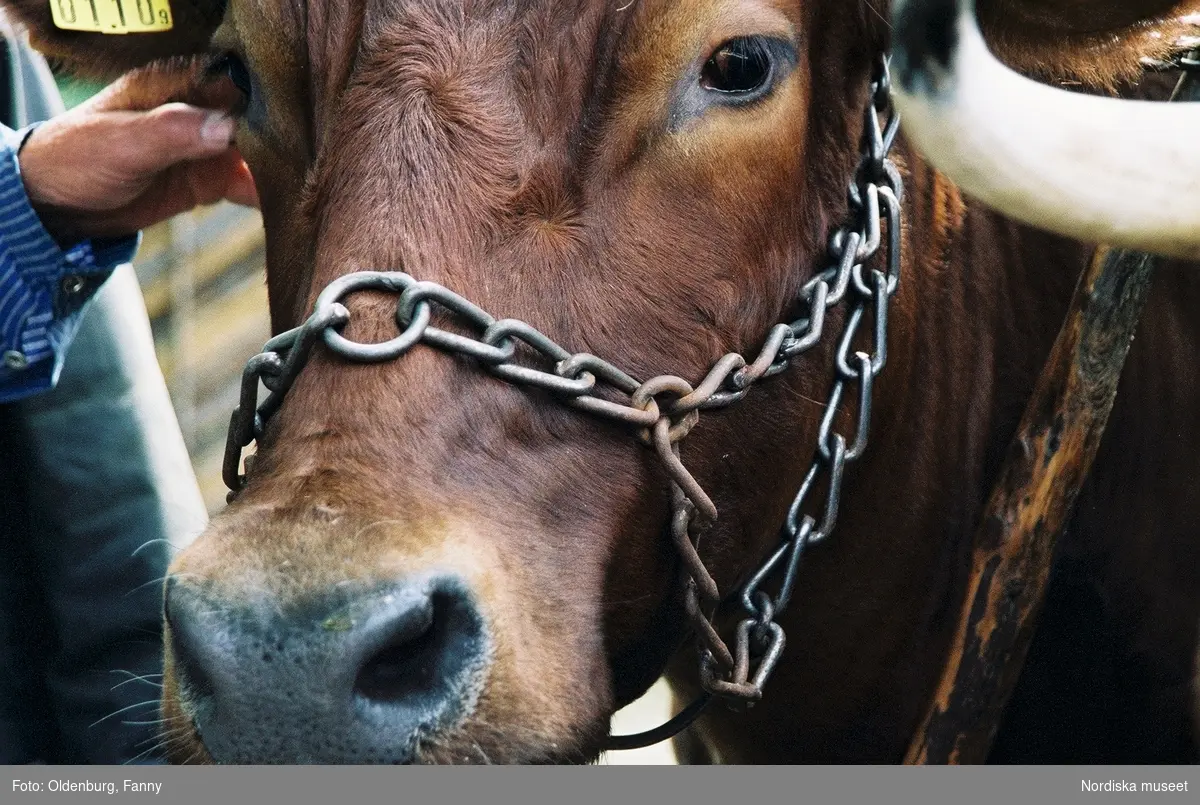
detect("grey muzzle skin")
[165,574,492,764]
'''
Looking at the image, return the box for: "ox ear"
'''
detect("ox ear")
[976,0,1200,85]
[0,0,225,79]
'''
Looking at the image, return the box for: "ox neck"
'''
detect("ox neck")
[676,144,1094,763]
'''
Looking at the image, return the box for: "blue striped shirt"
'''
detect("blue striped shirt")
[0,123,138,402]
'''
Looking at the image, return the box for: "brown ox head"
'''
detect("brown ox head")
[5,0,1196,764]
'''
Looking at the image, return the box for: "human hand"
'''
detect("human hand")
[16,89,258,247]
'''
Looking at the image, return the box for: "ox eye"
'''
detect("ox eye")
[210,52,253,100]
[701,37,774,98]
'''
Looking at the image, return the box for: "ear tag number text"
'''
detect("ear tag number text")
[50,0,174,34]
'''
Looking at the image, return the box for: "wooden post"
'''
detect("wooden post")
[904,246,1158,764]
[905,57,1197,767]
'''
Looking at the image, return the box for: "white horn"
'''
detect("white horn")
[891,1,1200,261]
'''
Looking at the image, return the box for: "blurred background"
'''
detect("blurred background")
[61,76,271,515]
[57,74,679,764]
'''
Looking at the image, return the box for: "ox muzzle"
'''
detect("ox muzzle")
[164,573,490,763]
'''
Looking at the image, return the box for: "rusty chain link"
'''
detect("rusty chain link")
[222,54,903,750]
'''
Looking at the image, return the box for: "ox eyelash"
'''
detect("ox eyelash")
[201,51,234,81]
[203,50,255,117]
[666,35,798,131]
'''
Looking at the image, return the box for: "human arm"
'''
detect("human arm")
[0,99,255,402]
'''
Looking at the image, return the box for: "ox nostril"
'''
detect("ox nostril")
[354,592,451,704]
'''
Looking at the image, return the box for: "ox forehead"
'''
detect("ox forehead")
[226,0,827,339]
[8,0,1200,766]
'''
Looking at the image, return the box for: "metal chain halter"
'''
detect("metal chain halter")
[223,54,903,750]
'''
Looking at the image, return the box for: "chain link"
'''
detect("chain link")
[1178,48,1199,73]
[222,53,903,747]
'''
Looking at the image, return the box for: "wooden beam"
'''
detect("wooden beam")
[905,246,1157,764]
[904,57,1197,767]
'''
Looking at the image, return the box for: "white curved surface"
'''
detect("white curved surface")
[892,11,1200,261]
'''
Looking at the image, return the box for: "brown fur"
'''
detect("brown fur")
[2,0,223,75]
[9,0,1200,85]
[980,1,1200,85]
[5,0,1199,763]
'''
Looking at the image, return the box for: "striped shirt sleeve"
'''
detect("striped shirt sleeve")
[0,122,139,403]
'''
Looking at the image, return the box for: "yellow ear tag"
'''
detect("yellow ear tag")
[50,0,174,34]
